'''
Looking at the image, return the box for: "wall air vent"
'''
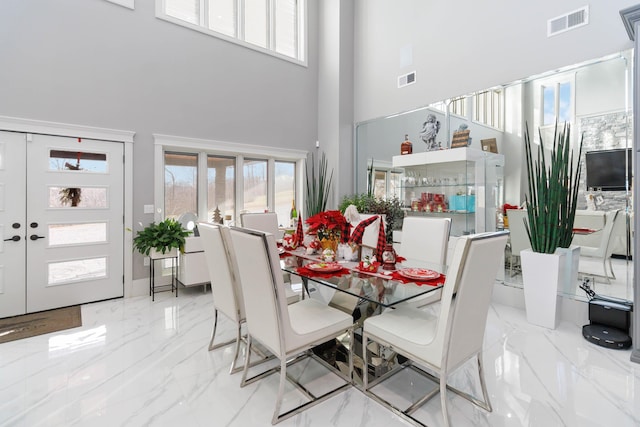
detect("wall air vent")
[548,6,589,37]
[398,71,416,88]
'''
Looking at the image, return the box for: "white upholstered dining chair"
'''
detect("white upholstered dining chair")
[399,216,451,271]
[397,216,451,308]
[240,212,299,303]
[578,209,621,284]
[362,231,509,427]
[198,223,248,373]
[228,226,354,424]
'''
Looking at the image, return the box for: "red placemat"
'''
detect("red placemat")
[296,265,351,279]
[390,271,445,286]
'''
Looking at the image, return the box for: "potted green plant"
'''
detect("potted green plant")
[305,152,333,218]
[338,193,404,243]
[132,218,192,258]
[520,122,583,328]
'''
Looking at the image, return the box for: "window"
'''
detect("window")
[429,97,466,117]
[164,152,198,219]
[367,161,402,201]
[156,135,305,229]
[274,161,296,226]
[448,97,466,117]
[474,89,503,130]
[243,158,268,212]
[158,0,306,64]
[543,81,572,126]
[207,155,235,222]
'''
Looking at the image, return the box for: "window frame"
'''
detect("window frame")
[155,0,307,66]
[153,134,306,225]
[473,88,504,131]
[535,73,576,147]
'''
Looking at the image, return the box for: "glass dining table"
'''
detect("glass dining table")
[280,247,445,310]
[280,247,446,383]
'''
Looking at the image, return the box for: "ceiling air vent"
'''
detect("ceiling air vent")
[548,6,589,37]
[398,71,416,88]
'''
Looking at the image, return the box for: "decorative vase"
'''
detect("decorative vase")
[521,249,566,329]
[319,236,339,253]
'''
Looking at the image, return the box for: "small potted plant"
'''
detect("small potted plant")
[132,218,192,258]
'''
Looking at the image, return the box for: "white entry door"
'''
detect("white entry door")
[0,131,124,317]
[0,132,27,317]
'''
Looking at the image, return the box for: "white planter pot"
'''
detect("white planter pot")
[149,248,178,259]
[555,245,580,295]
[521,249,566,329]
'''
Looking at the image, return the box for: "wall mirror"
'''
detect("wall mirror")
[354,49,634,303]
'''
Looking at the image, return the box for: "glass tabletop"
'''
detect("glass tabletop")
[281,248,444,308]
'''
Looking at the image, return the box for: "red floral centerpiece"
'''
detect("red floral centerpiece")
[305,210,348,253]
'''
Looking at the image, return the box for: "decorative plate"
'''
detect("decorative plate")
[398,268,440,281]
[306,262,343,273]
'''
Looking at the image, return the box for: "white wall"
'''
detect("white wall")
[0,0,319,279]
[353,0,636,123]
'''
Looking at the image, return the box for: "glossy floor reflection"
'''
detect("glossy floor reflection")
[1,286,638,426]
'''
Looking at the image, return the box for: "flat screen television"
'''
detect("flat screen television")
[585,148,632,191]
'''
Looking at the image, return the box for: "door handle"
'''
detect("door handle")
[30,235,45,241]
[4,235,20,242]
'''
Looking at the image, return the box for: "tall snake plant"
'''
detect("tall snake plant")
[305,152,334,218]
[523,122,583,254]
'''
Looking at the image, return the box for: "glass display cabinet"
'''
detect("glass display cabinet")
[392,147,504,236]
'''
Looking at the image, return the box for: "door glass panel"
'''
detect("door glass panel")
[243,159,268,212]
[49,150,108,173]
[165,152,198,220]
[48,187,108,208]
[49,223,107,246]
[48,257,107,286]
[207,155,235,222]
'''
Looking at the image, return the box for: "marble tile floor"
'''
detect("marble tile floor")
[1,286,639,427]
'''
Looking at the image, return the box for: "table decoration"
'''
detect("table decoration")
[357,258,380,273]
[348,214,387,260]
[282,233,298,250]
[381,244,396,270]
[306,238,321,255]
[320,248,336,262]
[306,210,349,253]
[391,270,445,286]
[294,213,305,247]
[397,268,440,281]
[296,264,350,279]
